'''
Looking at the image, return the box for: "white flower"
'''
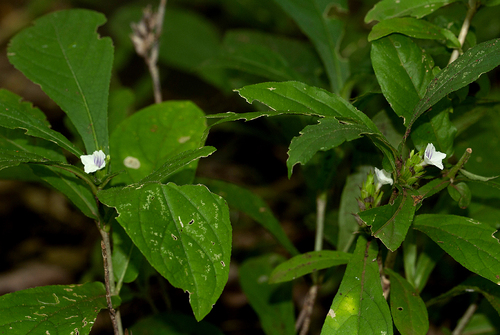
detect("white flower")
[423,143,446,170]
[80,150,106,174]
[375,167,393,189]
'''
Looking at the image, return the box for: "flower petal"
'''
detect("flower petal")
[424,143,446,170]
[80,150,106,174]
[375,167,393,185]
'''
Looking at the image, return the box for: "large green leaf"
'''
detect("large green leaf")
[321,235,392,334]
[287,118,379,178]
[358,189,418,251]
[8,9,113,154]
[0,282,117,335]
[414,214,500,285]
[272,0,349,93]
[0,89,82,157]
[98,182,231,321]
[200,178,299,256]
[0,148,53,171]
[269,250,351,283]
[112,220,143,288]
[368,17,460,48]
[239,254,295,335]
[236,81,379,131]
[365,0,460,23]
[385,268,429,335]
[371,34,434,125]
[409,38,500,129]
[110,101,207,186]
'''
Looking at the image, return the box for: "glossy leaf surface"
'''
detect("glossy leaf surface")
[321,235,392,334]
[98,182,231,321]
[365,0,460,23]
[386,268,429,335]
[239,254,295,335]
[368,17,460,48]
[236,81,379,131]
[8,9,113,154]
[414,214,500,285]
[269,250,351,283]
[0,282,115,335]
[371,34,434,125]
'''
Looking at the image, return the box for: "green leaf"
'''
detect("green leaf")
[200,178,299,256]
[459,169,499,182]
[365,0,460,23]
[272,0,349,93]
[108,88,134,135]
[269,250,351,284]
[287,118,380,178]
[358,189,418,251]
[0,89,82,157]
[368,17,460,48]
[414,214,500,285]
[385,268,429,335]
[0,127,98,219]
[447,182,472,209]
[411,100,456,157]
[0,282,117,335]
[211,29,326,87]
[338,166,372,252]
[98,182,231,321]
[239,254,295,335]
[140,147,216,184]
[110,101,207,186]
[371,34,434,125]
[409,38,500,129]
[321,235,393,334]
[426,276,500,315]
[412,236,445,292]
[0,148,52,171]
[8,9,113,154]
[131,312,224,335]
[236,81,379,131]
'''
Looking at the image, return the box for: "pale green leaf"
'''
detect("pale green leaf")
[321,235,392,334]
[8,9,113,154]
[459,169,499,182]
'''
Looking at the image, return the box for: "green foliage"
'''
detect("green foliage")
[1,0,500,334]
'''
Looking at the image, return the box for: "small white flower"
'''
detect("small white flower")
[80,150,106,174]
[374,167,393,189]
[423,143,447,170]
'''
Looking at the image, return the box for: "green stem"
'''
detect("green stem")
[452,297,481,335]
[446,148,472,182]
[48,163,98,195]
[449,0,478,64]
[314,191,327,253]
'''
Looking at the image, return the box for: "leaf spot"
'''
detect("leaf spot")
[123,156,141,169]
[267,87,276,91]
[397,307,403,311]
[171,234,178,241]
[328,309,336,318]
[178,136,191,143]
[221,260,226,267]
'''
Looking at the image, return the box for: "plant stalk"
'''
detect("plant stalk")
[100,228,123,335]
[451,300,479,335]
[149,0,167,103]
[446,148,472,182]
[449,0,478,64]
[314,191,327,253]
